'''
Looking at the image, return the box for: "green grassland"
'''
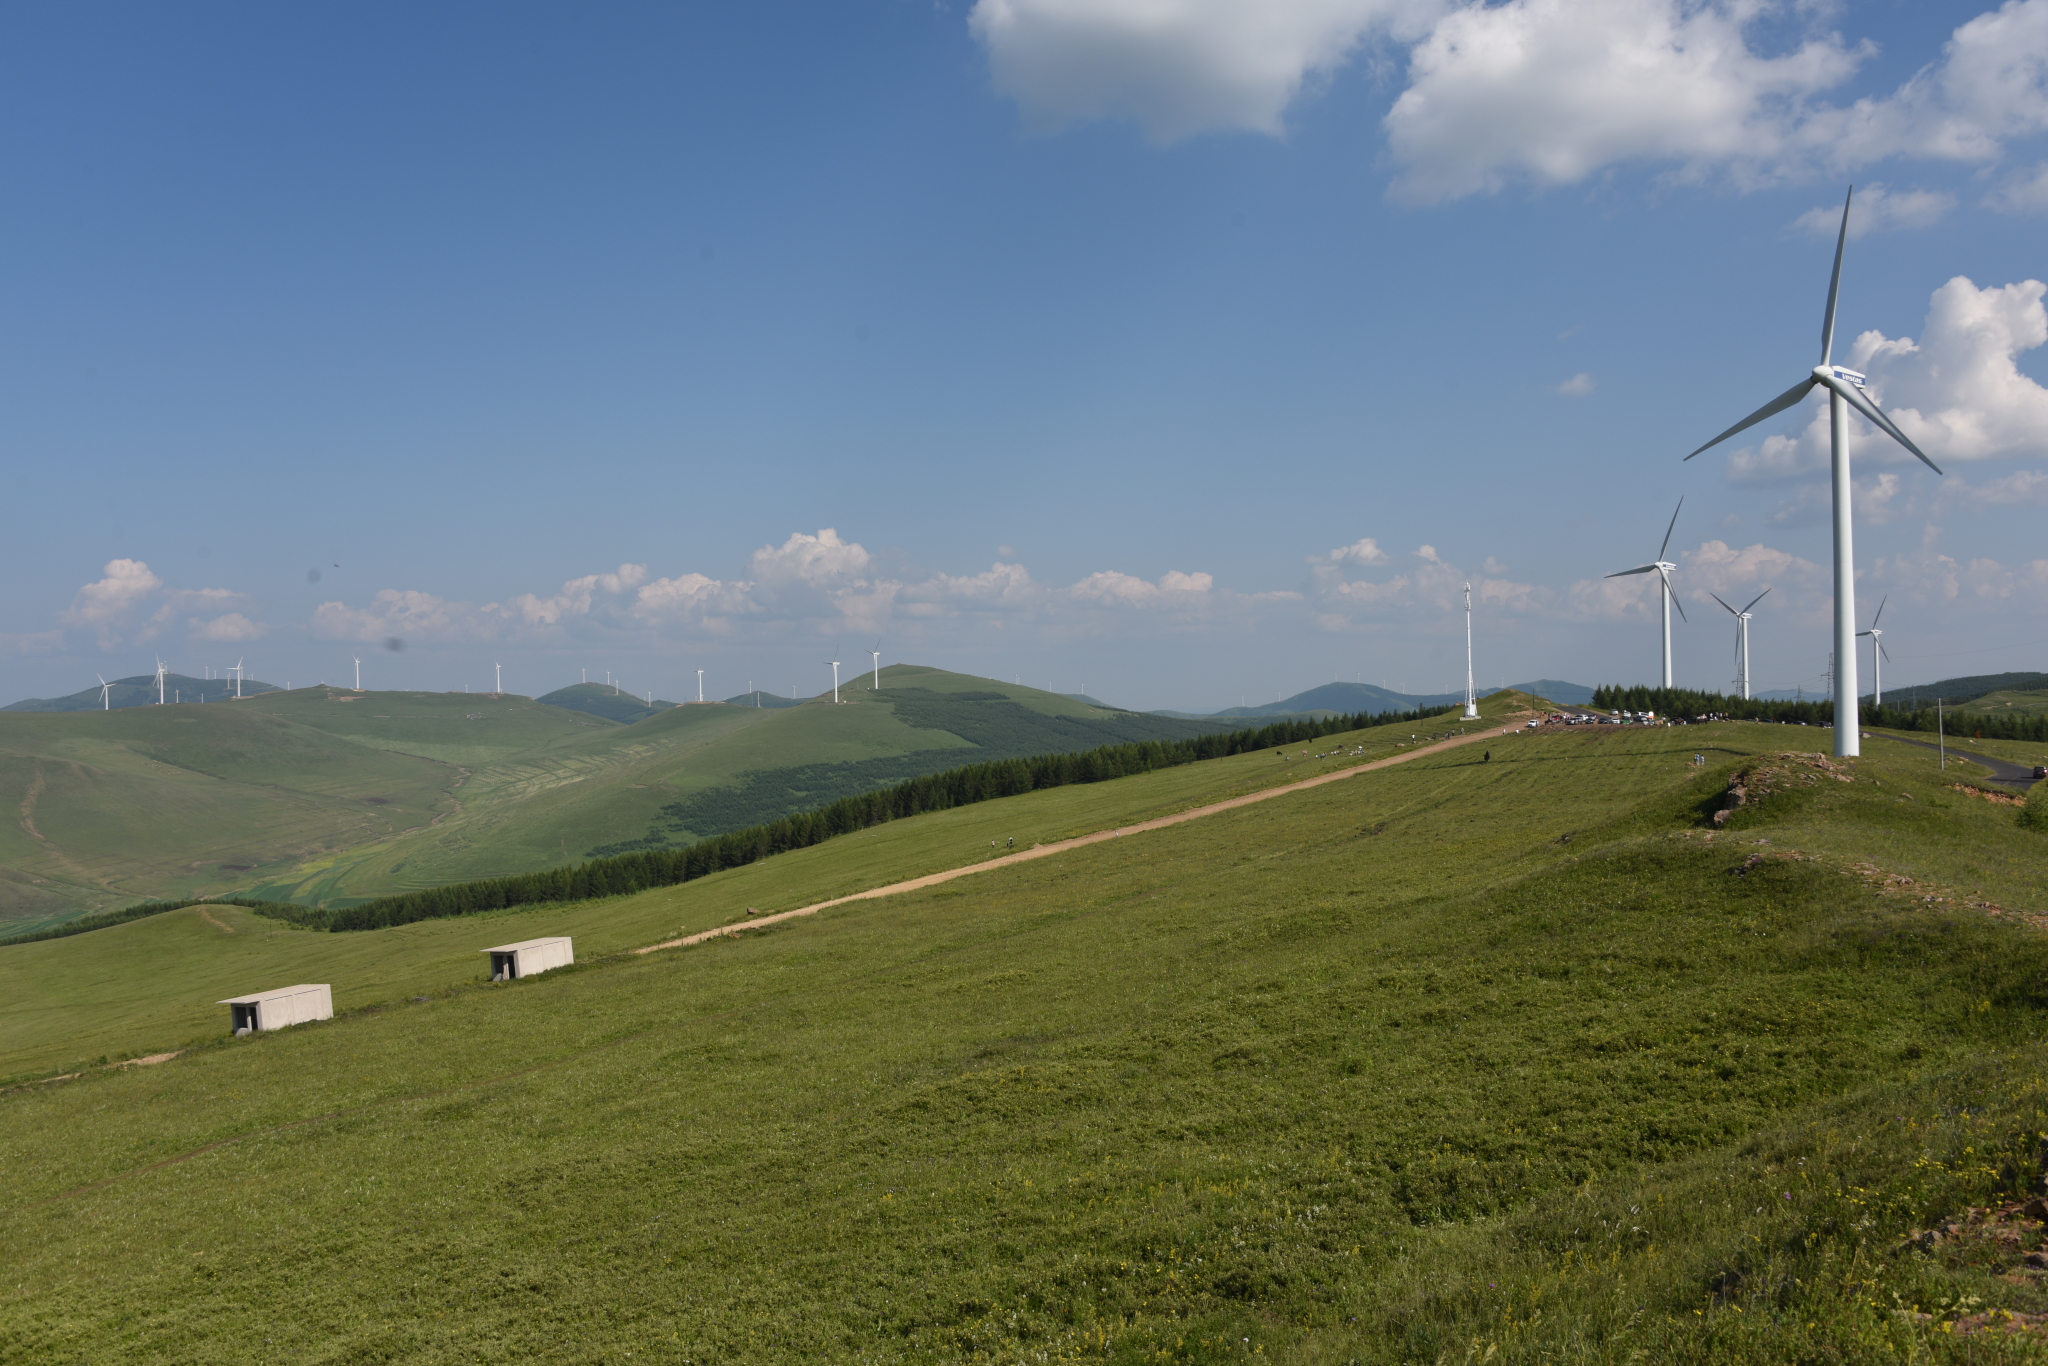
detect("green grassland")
[1957,688,2048,719]
[6,701,2048,1361]
[0,702,461,935]
[0,668,1240,930]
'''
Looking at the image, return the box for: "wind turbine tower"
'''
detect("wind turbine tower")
[1683,187,1943,757]
[1605,499,1687,688]
[1461,584,1478,720]
[830,660,841,704]
[353,657,362,691]
[156,660,167,705]
[97,674,111,710]
[232,658,245,700]
[697,669,705,703]
[870,642,881,690]
[494,662,503,695]
[1709,589,1771,700]
[1858,596,1890,707]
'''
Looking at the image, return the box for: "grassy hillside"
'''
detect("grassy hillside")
[0,703,460,935]
[246,665,1238,904]
[0,668,1242,928]
[1959,688,2048,718]
[5,700,2047,1360]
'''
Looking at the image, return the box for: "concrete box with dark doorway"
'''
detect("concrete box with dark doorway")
[219,984,334,1035]
[484,937,574,981]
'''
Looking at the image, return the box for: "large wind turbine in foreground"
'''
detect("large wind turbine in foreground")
[1606,499,1687,687]
[1709,588,1770,700]
[1682,188,1942,757]
[1858,595,1891,707]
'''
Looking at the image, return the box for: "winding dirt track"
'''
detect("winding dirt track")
[636,722,1522,957]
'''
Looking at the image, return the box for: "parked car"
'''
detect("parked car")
[2034,764,2047,779]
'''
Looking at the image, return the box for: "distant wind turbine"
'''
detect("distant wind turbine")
[232,658,245,700]
[156,659,167,705]
[830,660,841,704]
[1683,187,1943,758]
[697,669,704,704]
[1605,499,1687,687]
[1858,596,1891,707]
[870,642,881,690]
[494,662,502,695]
[97,674,111,710]
[353,656,362,691]
[1709,588,1771,701]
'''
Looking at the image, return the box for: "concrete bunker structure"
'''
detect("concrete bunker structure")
[484,936,574,981]
[219,984,333,1036]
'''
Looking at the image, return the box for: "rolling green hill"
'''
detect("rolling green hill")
[0,699,460,935]
[536,682,682,724]
[6,699,2047,1360]
[0,667,1239,928]
[2,671,282,712]
[1957,688,2048,718]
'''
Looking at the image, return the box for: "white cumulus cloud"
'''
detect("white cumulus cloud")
[1792,182,1955,237]
[970,0,1442,141]
[189,613,266,643]
[63,559,162,644]
[972,0,2048,205]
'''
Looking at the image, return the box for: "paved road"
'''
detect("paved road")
[1867,732,2040,788]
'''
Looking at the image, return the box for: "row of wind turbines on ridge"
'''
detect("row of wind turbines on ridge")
[1606,496,1896,706]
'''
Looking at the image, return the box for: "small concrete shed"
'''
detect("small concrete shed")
[484,936,573,981]
[219,984,333,1035]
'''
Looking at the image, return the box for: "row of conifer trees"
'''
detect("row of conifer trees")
[253,703,1458,934]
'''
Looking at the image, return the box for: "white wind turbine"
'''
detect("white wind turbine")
[97,674,111,710]
[156,659,167,705]
[829,660,841,704]
[869,642,881,690]
[1709,588,1771,701]
[697,669,705,703]
[231,658,245,699]
[1858,595,1891,707]
[1461,584,1478,720]
[1683,187,1942,758]
[1605,499,1687,688]
[353,656,363,691]
[494,662,503,695]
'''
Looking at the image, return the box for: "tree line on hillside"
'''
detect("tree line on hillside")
[1590,685,2048,742]
[240,703,1459,935]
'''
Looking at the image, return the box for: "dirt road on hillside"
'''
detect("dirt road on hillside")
[636,719,1528,956]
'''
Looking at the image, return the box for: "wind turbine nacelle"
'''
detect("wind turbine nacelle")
[1824,365,1867,390]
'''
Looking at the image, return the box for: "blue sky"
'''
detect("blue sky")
[5,0,2046,711]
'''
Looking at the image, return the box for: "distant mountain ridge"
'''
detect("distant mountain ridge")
[3,673,283,712]
[536,683,681,724]
[1158,678,1595,719]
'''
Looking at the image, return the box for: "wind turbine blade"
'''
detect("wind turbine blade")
[1605,564,1658,578]
[1817,372,1943,475]
[1880,641,1892,663]
[1685,377,1819,460]
[1657,497,1684,562]
[1709,592,1740,616]
[1741,586,1772,614]
[1665,577,1688,623]
[1821,186,1852,365]
[1871,594,1888,629]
